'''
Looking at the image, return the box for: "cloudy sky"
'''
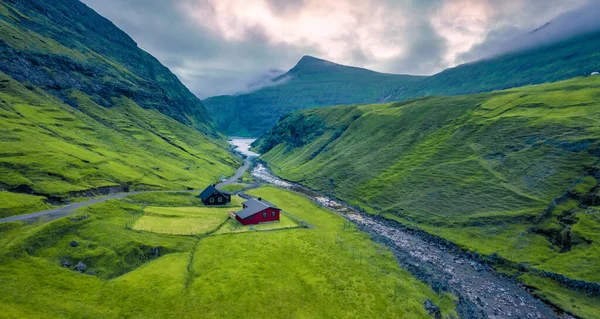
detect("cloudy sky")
[81,0,596,98]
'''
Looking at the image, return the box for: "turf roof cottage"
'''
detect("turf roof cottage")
[199,184,231,205]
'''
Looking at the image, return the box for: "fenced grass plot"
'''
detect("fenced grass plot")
[132,206,230,235]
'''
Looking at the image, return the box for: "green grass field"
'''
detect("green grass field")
[133,211,227,236]
[213,213,300,235]
[255,76,600,318]
[0,188,456,318]
[219,183,250,193]
[0,191,51,218]
[132,197,244,235]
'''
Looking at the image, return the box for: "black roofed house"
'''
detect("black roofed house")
[199,184,231,205]
[231,197,280,225]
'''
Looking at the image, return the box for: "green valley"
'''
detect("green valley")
[255,76,600,318]
[2,0,600,317]
[0,188,455,318]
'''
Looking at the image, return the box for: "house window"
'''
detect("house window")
[209,198,214,203]
[271,211,276,217]
[218,197,222,203]
[248,216,252,220]
[263,212,267,218]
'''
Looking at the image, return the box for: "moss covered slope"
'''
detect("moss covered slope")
[0,72,239,217]
[255,76,600,317]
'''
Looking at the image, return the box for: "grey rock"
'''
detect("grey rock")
[61,258,71,268]
[74,261,87,273]
[424,298,442,319]
[70,240,79,247]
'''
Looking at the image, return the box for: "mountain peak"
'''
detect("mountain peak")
[294,55,335,68]
[288,55,345,75]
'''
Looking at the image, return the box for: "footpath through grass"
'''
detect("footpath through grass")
[0,188,455,318]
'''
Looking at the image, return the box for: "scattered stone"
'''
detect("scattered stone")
[70,240,79,247]
[87,270,96,276]
[424,298,442,319]
[61,258,71,268]
[74,261,87,273]
[476,296,484,306]
[151,247,160,257]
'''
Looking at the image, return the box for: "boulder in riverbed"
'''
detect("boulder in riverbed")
[424,298,442,319]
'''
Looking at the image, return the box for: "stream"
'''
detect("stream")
[232,139,572,319]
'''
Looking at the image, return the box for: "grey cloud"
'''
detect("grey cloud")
[383,19,448,75]
[460,0,598,62]
[81,0,596,98]
[265,0,305,16]
[81,0,313,98]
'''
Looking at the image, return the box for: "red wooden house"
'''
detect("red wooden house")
[232,197,280,225]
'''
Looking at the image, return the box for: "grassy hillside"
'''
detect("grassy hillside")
[255,76,600,317]
[203,56,424,136]
[0,72,239,218]
[0,0,217,135]
[0,188,455,318]
[0,0,241,218]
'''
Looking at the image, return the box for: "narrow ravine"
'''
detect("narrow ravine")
[250,160,574,319]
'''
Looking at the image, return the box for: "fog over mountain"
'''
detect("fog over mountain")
[460,1,600,62]
[80,0,595,98]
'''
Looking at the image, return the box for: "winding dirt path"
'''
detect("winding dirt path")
[0,157,251,224]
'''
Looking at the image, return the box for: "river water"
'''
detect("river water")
[228,138,260,157]
[230,138,569,319]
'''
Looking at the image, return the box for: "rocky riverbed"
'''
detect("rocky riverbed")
[252,163,574,319]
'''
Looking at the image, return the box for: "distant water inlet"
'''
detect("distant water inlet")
[228,138,260,157]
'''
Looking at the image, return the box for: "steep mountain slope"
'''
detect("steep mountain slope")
[0,0,216,135]
[0,72,238,218]
[0,1,240,217]
[203,56,425,136]
[254,76,600,317]
[387,30,600,101]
